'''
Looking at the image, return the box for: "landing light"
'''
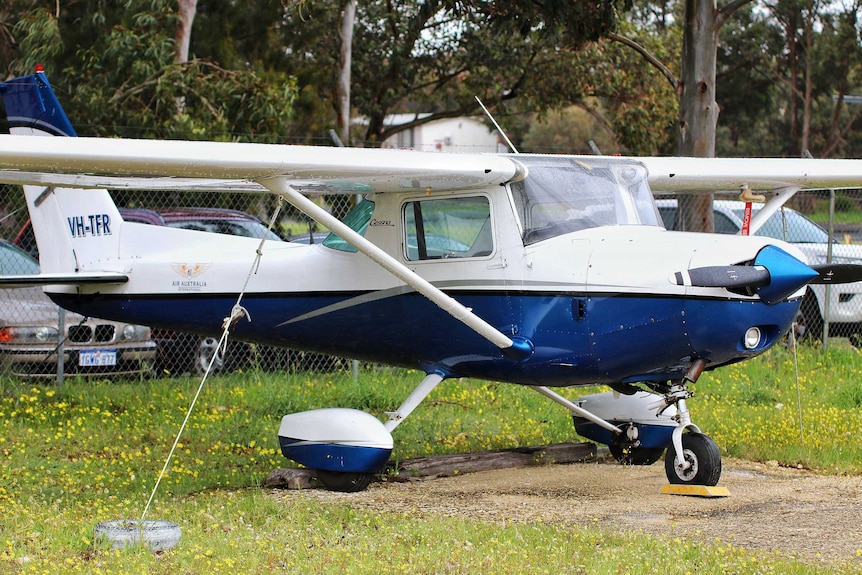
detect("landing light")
[743,327,762,349]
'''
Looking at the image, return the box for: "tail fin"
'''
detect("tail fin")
[0,68,123,274]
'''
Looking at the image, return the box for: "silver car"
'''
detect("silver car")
[0,240,156,377]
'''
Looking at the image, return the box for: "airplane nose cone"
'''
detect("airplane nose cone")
[753,245,818,305]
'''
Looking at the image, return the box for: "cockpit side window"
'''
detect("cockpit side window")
[402,196,492,261]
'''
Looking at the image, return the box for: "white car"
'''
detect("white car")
[656,199,862,342]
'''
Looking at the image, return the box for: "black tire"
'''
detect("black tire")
[314,470,376,492]
[664,432,721,486]
[609,444,665,466]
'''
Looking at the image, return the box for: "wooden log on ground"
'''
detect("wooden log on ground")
[387,442,596,481]
[265,442,597,489]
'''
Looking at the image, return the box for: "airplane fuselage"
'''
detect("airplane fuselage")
[38,154,803,387]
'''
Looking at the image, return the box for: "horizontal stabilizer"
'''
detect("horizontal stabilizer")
[672,266,770,288]
[0,272,128,288]
[809,263,862,284]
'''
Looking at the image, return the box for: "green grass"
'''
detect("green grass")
[695,341,862,473]
[3,346,862,573]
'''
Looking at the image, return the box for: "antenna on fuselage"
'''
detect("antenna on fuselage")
[475,96,519,154]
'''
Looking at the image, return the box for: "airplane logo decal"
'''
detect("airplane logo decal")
[172,262,212,279]
[171,262,212,291]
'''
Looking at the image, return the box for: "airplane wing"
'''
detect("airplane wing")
[0,135,524,194]
[0,135,859,196]
[640,156,862,194]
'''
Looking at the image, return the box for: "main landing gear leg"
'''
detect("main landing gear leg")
[659,359,721,486]
[531,386,623,436]
[385,372,445,432]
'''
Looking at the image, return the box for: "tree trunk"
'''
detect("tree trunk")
[799,8,816,156]
[676,0,721,232]
[174,0,197,64]
[336,0,357,146]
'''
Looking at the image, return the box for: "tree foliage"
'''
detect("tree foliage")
[520,103,619,154]
[715,0,862,158]
[0,0,858,160]
[2,0,297,142]
[278,0,635,145]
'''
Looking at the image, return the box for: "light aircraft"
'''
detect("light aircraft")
[2,69,862,492]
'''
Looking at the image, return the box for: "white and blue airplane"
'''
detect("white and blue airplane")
[1,69,862,491]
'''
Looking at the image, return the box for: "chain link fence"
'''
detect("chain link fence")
[1,183,861,382]
[0,183,356,380]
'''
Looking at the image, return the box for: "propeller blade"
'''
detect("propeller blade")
[810,263,862,284]
[672,265,770,288]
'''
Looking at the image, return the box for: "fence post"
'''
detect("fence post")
[56,307,65,387]
[823,189,835,350]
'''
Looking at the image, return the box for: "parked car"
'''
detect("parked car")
[120,207,285,241]
[14,207,283,375]
[0,240,155,377]
[656,199,862,342]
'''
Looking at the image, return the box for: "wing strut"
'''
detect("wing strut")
[261,177,533,360]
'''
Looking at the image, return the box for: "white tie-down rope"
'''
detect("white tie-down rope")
[789,322,806,451]
[141,195,285,522]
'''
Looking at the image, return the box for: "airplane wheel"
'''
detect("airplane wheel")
[609,445,664,466]
[314,470,375,492]
[664,432,721,485]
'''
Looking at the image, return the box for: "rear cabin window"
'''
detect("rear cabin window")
[403,196,492,261]
[321,199,376,252]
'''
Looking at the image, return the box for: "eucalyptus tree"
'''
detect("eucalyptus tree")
[3,0,297,143]
[705,0,862,159]
[766,0,862,158]
[815,1,862,159]
[278,0,632,145]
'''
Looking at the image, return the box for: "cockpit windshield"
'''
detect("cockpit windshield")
[510,156,661,244]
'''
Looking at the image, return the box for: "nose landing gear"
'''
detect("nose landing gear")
[659,358,722,486]
[566,357,723,487]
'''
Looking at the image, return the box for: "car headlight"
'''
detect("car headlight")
[121,324,150,341]
[0,326,60,343]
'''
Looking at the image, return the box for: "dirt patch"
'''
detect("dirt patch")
[289,458,862,566]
